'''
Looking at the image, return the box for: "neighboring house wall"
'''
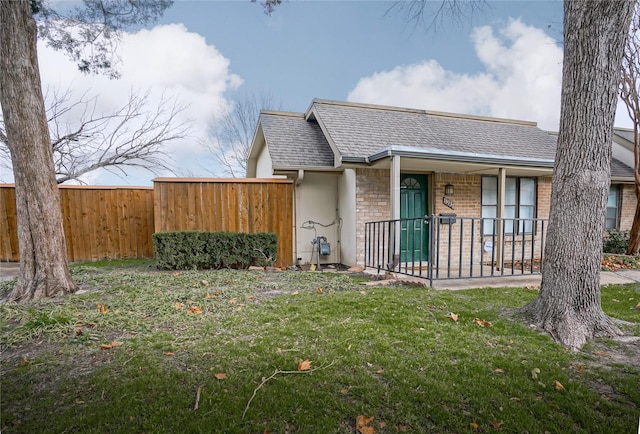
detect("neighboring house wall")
[338,169,357,266]
[296,172,341,266]
[612,139,633,165]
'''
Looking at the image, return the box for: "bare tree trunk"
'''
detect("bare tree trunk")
[521,0,634,348]
[0,0,76,301]
[626,126,640,254]
[628,198,640,254]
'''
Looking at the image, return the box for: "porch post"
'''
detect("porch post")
[391,156,401,266]
[496,167,506,269]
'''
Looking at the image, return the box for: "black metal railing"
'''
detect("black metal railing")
[364,215,548,286]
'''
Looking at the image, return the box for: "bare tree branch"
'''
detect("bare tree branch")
[202,92,281,178]
[619,1,640,254]
[33,0,173,78]
[386,0,490,34]
[1,87,191,184]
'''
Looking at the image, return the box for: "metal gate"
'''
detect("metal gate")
[364,215,548,287]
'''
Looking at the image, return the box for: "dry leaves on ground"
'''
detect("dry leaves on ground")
[473,318,492,327]
[100,341,123,350]
[356,415,376,434]
[445,312,459,322]
[298,359,312,371]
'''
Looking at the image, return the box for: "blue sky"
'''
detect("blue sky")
[160,0,564,112]
[2,0,633,185]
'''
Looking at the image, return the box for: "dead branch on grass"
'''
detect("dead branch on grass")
[242,361,335,419]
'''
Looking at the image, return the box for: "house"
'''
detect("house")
[246,99,636,273]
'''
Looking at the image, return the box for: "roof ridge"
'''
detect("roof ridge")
[309,98,538,127]
[261,110,304,118]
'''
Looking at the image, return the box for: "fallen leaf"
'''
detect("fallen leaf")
[470,422,479,430]
[174,302,183,309]
[187,306,202,314]
[229,298,237,305]
[531,368,540,380]
[356,415,376,434]
[634,302,640,310]
[473,317,492,327]
[445,312,459,322]
[292,291,299,295]
[494,368,504,374]
[360,290,367,295]
[316,287,323,294]
[298,359,312,371]
[201,280,209,286]
[553,380,564,390]
[375,368,384,374]
[205,293,213,299]
[488,418,504,429]
[75,328,83,336]
[100,341,123,350]
[164,352,174,356]
[576,364,585,373]
[96,303,109,313]
[592,351,608,356]
[340,388,349,394]
[214,372,227,380]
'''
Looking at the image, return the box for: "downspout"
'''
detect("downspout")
[294,170,304,266]
[496,168,506,270]
[390,156,401,267]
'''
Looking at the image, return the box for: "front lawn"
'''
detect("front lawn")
[1,263,639,433]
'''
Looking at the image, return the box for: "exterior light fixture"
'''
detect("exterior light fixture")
[444,184,454,196]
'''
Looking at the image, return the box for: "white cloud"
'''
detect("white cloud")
[28,23,241,185]
[348,19,564,131]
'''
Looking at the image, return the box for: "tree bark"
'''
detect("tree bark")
[0,0,77,301]
[521,0,634,348]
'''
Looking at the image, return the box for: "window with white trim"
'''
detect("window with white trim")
[481,176,536,235]
[606,185,620,230]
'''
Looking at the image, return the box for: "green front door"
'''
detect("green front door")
[400,174,428,262]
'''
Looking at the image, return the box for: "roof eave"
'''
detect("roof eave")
[363,147,555,168]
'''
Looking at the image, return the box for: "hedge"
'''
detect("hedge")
[152,231,278,270]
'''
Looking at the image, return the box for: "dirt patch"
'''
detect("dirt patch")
[583,336,640,370]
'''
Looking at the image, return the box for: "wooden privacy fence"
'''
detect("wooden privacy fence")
[153,178,293,268]
[0,185,155,262]
[0,178,294,268]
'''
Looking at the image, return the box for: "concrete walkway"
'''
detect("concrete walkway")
[363,266,640,289]
[428,269,640,290]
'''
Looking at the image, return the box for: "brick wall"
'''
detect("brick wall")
[355,168,391,265]
[619,184,637,231]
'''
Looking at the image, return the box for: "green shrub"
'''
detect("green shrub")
[603,229,630,254]
[152,231,278,270]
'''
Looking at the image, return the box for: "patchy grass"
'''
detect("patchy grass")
[1,265,639,433]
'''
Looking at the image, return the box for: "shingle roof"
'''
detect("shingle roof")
[310,100,558,161]
[611,156,634,178]
[260,112,334,167]
[258,100,634,180]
